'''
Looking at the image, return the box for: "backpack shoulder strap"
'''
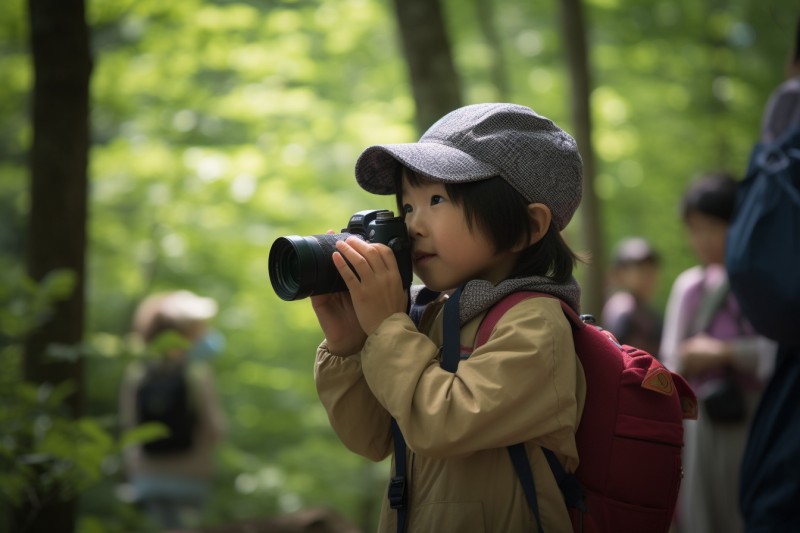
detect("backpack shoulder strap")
[691,276,730,335]
[475,291,584,347]
[474,291,588,529]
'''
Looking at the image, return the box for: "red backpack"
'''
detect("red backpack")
[474,292,698,533]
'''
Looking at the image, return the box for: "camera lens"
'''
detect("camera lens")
[268,234,351,300]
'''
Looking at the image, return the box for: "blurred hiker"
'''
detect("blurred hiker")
[119,290,227,530]
[601,236,663,356]
[660,173,776,533]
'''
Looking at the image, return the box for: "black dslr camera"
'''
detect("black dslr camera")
[269,209,413,301]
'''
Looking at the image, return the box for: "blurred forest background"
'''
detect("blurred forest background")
[0,0,795,531]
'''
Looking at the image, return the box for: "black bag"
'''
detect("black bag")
[691,279,748,424]
[135,362,197,454]
[700,368,746,423]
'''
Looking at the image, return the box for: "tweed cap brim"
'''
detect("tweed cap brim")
[355,141,502,196]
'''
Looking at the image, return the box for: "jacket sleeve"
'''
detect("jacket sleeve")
[360,298,582,461]
[314,342,393,462]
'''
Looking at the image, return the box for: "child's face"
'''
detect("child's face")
[684,211,728,266]
[612,262,659,301]
[400,175,519,291]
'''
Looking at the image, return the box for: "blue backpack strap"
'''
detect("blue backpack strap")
[389,287,462,533]
[388,287,443,533]
[508,443,546,533]
[440,286,463,372]
[408,287,441,326]
[389,419,409,533]
[543,449,587,514]
[441,287,547,532]
[474,291,590,530]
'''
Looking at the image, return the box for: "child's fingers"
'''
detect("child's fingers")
[335,238,378,280]
[343,237,397,273]
[331,250,361,288]
[373,242,400,272]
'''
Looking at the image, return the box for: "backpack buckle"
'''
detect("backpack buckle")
[388,476,407,510]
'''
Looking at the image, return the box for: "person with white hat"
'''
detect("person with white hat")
[601,236,663,357]
[119,290,227,530]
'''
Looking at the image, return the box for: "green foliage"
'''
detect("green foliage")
[0,266,76,339]
[0,0,793,530]
[0,270,122,524]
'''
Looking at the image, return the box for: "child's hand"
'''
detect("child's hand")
[311,290,367,356]
[309,230,368,356]
[332,236,408,335]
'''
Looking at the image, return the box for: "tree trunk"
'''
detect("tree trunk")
[474,0,510,101]
[391,0,462,133]
[557,0,604,316]
[17,0,92,531]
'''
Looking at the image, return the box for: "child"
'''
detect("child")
[601,236,663,356]
[659,173,775,533]
[312,103,586,532]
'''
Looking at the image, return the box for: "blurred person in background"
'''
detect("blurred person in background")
[660,173,776,533]
[119,290,227,531]
[601,236,663,356]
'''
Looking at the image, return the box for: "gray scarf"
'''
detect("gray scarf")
[410,275,581,326]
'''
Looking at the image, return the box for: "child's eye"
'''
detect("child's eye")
[430,195,445,205]
[402,204,413,214]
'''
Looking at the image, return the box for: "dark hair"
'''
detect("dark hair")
[396,169,578,283]
[680,172,738,222]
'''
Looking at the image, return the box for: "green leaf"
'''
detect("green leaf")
[119,423,169,450]
[39,269,77,302]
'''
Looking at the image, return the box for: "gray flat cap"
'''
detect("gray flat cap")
[354,103,583,230]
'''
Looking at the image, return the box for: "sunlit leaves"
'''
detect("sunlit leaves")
[118,423,169,449]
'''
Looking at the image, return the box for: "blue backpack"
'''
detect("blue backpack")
[725,123,800,347]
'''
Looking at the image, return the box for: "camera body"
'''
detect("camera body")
[269,210,413,301]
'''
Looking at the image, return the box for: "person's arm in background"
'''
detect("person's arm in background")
[679,331,777,383]
[659,267,701,374]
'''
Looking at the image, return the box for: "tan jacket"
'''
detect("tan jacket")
[315,295,586,532]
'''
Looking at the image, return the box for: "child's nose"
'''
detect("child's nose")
[405,212,424,237]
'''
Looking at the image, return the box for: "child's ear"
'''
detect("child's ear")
[512,203,552,252]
